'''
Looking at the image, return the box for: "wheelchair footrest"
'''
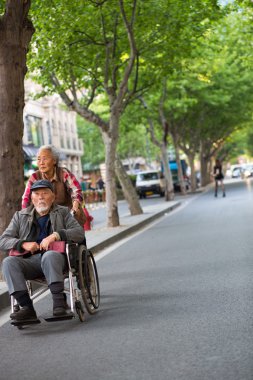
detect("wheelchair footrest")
[11,318,41,326]
[44,312,74,322]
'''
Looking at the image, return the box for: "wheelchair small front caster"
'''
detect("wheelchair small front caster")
[75,300,85,322]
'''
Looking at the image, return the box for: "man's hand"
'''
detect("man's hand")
[22,241,40,253]
[39,234,56,251]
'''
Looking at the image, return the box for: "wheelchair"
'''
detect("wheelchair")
[10,243,100,327]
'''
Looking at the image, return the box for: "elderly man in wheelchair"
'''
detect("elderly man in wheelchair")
[0,179,99,326]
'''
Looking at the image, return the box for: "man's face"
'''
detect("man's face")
[31,188,55,215]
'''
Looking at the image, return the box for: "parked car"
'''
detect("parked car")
[231,166,244,178]
[136,170,165,198]
[243,165,253,178]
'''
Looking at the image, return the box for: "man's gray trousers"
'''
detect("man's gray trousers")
[2,251,66,294]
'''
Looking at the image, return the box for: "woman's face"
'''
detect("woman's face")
[37,149,56,174]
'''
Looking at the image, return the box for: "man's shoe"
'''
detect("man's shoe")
[9,304,20,319]
[10,307,37,321]
[53,307,68,317]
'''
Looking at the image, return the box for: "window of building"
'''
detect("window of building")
[25,115,44,147]
[46,121,52,144]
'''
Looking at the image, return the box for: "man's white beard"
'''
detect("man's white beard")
[36,203,50,214]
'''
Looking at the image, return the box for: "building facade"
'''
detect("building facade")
[23,81,83,179]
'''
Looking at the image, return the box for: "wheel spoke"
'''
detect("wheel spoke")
[77,245,100,314]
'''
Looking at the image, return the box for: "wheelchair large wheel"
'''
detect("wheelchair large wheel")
[78,245,100,315]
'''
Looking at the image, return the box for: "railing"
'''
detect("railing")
[82,190,106,209]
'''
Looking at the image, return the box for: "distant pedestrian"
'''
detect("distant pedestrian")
[213,159,225,197]
[96,177,105,190]
[96,176,105,202]
[80,177,87,192]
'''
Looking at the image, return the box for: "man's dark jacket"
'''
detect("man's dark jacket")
[0,204,85,253]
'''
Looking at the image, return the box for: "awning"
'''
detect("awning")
[23,145,68,161]
[23,145,39,160]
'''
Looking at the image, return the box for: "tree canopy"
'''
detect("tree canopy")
[125,6,253,186]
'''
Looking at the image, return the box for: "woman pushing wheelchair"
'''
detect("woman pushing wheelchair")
[22,144,86,226]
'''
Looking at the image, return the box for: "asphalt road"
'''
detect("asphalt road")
[1,179,253,380]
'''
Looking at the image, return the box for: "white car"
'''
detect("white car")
[243,165,253,178]
[135,170,165,198]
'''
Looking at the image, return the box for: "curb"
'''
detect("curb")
[0,200,181,312]
[0,290,10,312]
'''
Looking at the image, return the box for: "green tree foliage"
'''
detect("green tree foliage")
[29,0,148,226]
[27,0,223,138]
[187,11,253,159]
[218,128,249,162]
[134,8,253,186]
[76,116,104,169]
[118,105,160,163]
[245,127,253,158]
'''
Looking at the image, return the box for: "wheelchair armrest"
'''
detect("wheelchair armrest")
[66,239,87,249]
[66,241,78,248]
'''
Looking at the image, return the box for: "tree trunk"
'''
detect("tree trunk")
[174,144,186,195]
[101,125,120,227]
[188,153,197,192]
[200,141,213,186]
[161,144,174,201]
[115,156,143,215]
[200,154,210,186]
[0,1,34,275]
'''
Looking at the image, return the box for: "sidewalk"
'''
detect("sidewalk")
[0,198,181,311]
